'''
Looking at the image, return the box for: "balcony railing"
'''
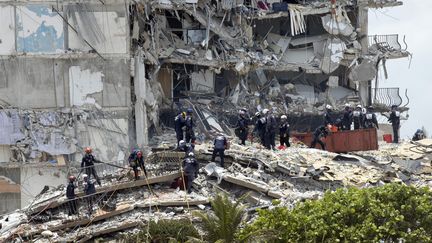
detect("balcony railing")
[368,34,404,53]
[372,87,403,107]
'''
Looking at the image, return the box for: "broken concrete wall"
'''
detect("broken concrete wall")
[66,4,129,54]
[0,6,15,55]
[16,5,64,53]
[20,165,67,208]
[0,167,20,214]
[0,164,67,213]
[0,57,130,109]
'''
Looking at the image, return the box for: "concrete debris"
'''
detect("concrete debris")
[2,139,432,241]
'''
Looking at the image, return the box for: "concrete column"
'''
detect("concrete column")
[134,51,149,147]
[357,6,371,105]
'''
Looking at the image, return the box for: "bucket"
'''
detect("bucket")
[383,134,392,143]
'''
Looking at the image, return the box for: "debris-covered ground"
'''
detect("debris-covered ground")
[1,138,431,242]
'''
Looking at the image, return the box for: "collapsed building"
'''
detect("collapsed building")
[0,0,410,220]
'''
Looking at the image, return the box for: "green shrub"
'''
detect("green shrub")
[240,184,432,242]
[124,219,199,243]
[193,193,246,243]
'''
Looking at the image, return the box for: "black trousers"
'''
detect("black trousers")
[185,130,195,143]
[259,132,265,145]
[185,173,195,194]
[67,199,78,215]
[86,195,94,215]
[393,125,399,143]
[212,149,225,167]
[176,130,183,145]
[280,135,290,147]
[85,166,101,185]
[132,166,139,180]
[238,129,247,145]
[311,137,326,150]
[270,132,276,148]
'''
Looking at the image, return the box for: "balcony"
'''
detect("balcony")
[368,34,409,58]
[372,87,403,107]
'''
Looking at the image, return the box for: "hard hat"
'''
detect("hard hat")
[188,152,195,157]
[181,112,186,117]
[391,105,398,108]
[344,103,350,107]
[239,109,246,115]
[255,112,261,117]
[417,129,422,133]
[68,175,76,182]
[82,174,88,179]
[367,106,373,110]
[84,147,92,154]
[281,115,287,119]
[187,108,193,114]
[356,104,362,108]
[326,105,332,110]
[262,109,269,115]
[179,140,186,147]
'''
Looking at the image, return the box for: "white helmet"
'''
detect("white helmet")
[82,174,88,179]
[344,103,350,107]
[326,105,332,110]
[262,109,269,115]
[281,115,287,119]
[188,152,195,157]
[356,104,362,108]
[255,112,261,117]
[179,140,186,147]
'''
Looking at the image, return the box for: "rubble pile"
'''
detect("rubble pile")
[1,138,432,242]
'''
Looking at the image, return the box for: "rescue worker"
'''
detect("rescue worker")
[413,129,426,141]
[81,147,101,186]
[185,108,196,144]
[183,152,199,194]
[253,111,266,145]
[236,109,249,145]
[265,109,277,150]
[341,103,352,130]
[129,150,147,180]
[279,115,290,147]
[324,105,334,126]
[352,105,364,130]
[178,139,195,156]
[388,105,401,143]
[211,133,228,167]
[174,111,186,147]
[310,125,329,150]
[334,118,343,131]
[83,174,96,215]
[364,106,379,129]
[66,175,77,216]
